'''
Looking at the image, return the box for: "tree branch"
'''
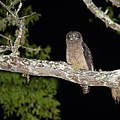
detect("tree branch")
[11,19,25,56]
[83,0,120,31]
[0,54,120,89]
[0,0,120,102]
[108,0,120,7]
[0,1,26,56]
[0,1,16,18]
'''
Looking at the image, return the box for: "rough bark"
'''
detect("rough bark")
[0,55,120,89]
[83,0,120,31]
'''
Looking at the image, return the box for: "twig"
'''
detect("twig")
[21,12,36,19]
[16,1,22,14]
[11,19,25,56]
[108,0,120,7]
[0,46,11,53]
[21,46,41,52]
[83,0,120,31]
[0,34,11,41]
[0,34,13,49]
[0,1,16,18]
[0,1,26,56]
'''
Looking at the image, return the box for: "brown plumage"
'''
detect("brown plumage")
[66,31,94,71]
[66,31,94,94]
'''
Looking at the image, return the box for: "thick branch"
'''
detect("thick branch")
[83,0,120,31]
[0,55,120,89]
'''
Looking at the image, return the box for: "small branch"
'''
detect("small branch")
[0,46,11,53]
[0,1,16,18]
[21,46,41,52]
[108,0,120,7]
[83,0,120,31]
[0,34,11,41]
[11,19,25,56]
[0,34,13,50]
[0,55,120,89]
[20,12,36,19]
[0,1,26,56]
[0,44,41,53]
[0,19,25,56]
[16,1,22,14]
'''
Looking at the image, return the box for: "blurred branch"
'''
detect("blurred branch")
[83,0,120,31]
[0,1,16,18]
[0,34,12,41]
[108,0,120,7]
[0,46,11,53]
[11,19,25,56]
[0,1,25,56]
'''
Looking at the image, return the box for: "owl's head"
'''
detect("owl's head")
[66,31,82,41]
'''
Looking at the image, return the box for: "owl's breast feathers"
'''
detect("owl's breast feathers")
[66,38,94,71]
[66,31,94,71]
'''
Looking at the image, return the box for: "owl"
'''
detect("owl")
[66,31,94,94]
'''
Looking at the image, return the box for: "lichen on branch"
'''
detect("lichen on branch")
[83,0,120,31]
[108,0,120,7]
[0,55,120,89]
[0,0,120,103]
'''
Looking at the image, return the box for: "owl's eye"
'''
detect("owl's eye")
[66,31,81,40]
[71,32,80,40]
[74,33,80,38]
[68,34,73,38]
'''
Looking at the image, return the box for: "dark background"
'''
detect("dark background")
[27,0,120,119]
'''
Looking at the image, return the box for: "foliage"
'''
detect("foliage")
[104,5,120,36]
[20,44,51,60]
[0,0,60,119]
[0,72,60,120]
[89,1,120,34]
[0,0,41,32]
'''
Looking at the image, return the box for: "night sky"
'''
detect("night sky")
[27,0,120,119]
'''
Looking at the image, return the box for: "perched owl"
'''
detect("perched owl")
[66,31,94,94]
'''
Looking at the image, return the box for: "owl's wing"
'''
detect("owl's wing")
[82,42,94,71]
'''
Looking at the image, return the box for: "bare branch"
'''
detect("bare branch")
[0,55,120,89]
[20,12,36,19]
[0,1,26,56]
[108,0,120,7]
[0,1,16,18]
[11,19,25,56]
[0,46,11,53]
[0,34,12,41]
[83,0,120,31]
[16,1,22,14]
